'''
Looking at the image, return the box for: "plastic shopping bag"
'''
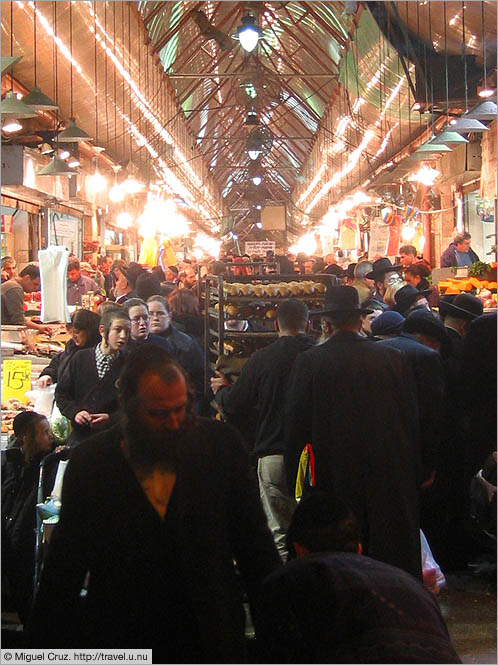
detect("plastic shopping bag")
[420,529,446,595]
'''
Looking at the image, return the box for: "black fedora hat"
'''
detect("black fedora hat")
[393,284,432,314]
[366,257,403,281]
[311,285,373,317]
[443,293,483,320]
[121,262,145,289]
[342,263,356,280]
[438,294,457,319]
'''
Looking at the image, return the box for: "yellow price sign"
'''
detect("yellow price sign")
[2,359,32,404]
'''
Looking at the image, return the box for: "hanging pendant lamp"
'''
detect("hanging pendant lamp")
[450,1,489,135]
[450,115,489,133]
[467,99,497,120]
[1,56,22,76]
[58,3,92,143]
[429,129,469,145]
[58,118,93,142]
[409,142,452,160]
[38,155,77,176]
[1,91,37,118]
[24,4,58,110]
[24,85,58,110]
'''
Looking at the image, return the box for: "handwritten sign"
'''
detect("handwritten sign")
[2,359,32,404]
[244,241,276,256]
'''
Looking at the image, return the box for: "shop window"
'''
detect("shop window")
[464,192,495,261]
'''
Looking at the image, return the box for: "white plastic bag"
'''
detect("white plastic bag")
[39,245,70,323]
[25,385,56,417]
[420,529,446,595]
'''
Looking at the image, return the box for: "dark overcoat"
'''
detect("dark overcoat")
[55,348,125,445]
[28,420,280,661]
[284,331,422,579]
[377,333,444,474]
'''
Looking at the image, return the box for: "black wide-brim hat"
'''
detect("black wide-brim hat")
[393,284,432,314]
[310,285,373,317]
[442,293,484,320]
[438,294,457,318]
[366,257,403,281]
[121,262,145,289]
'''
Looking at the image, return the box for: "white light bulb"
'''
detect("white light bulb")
[59,150,70,160]
[123,177,144,195]
[401,225,416,242]
[68,158,80,168]
[2,119,22,133]
[117,212,132,229]
[252,176,262,186]
[238,26,259,52]
[109,184,125,203]
[248,150,261,160]
[88,170,107,193]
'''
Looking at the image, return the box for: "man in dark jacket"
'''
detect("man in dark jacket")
[258,491,461,664]
[284,286,423,579]
[460,311,497,477]
[211,299,314,560]
[375,314,444,480]
[29,346,280,662]
[440,232,479,267]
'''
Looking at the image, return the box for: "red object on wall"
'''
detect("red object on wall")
[386,215,401,256]
[1,215,13,233]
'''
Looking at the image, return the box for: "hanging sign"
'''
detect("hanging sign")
[2,358,32,404]
[339,218,360,250]
[244,241,276,256]
[368,219,390,259]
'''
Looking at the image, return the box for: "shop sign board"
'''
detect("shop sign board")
[49,210,82,257]
[2,358,32,404]
[368,219,390,259]
[244,241,276,256]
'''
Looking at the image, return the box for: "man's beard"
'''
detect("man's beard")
[121,408,194,475]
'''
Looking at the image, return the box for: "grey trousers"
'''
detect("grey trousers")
[257,454,297,562]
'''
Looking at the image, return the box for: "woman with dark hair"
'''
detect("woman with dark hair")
[37,309,101,387]
[2,412,57,624]
[167,288,204,343]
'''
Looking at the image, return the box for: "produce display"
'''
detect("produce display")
[438,276,497,309]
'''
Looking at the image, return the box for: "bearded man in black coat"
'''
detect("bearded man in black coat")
[284,286,423,579]
[29,346,280,662]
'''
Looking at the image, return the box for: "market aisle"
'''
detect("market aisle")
[440,571,497,664]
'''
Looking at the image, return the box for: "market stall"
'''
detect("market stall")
[1,324,70,446]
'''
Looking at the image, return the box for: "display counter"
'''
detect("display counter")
[1,324,69,446]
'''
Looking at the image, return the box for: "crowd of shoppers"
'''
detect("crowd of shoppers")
[1,232,495,662]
